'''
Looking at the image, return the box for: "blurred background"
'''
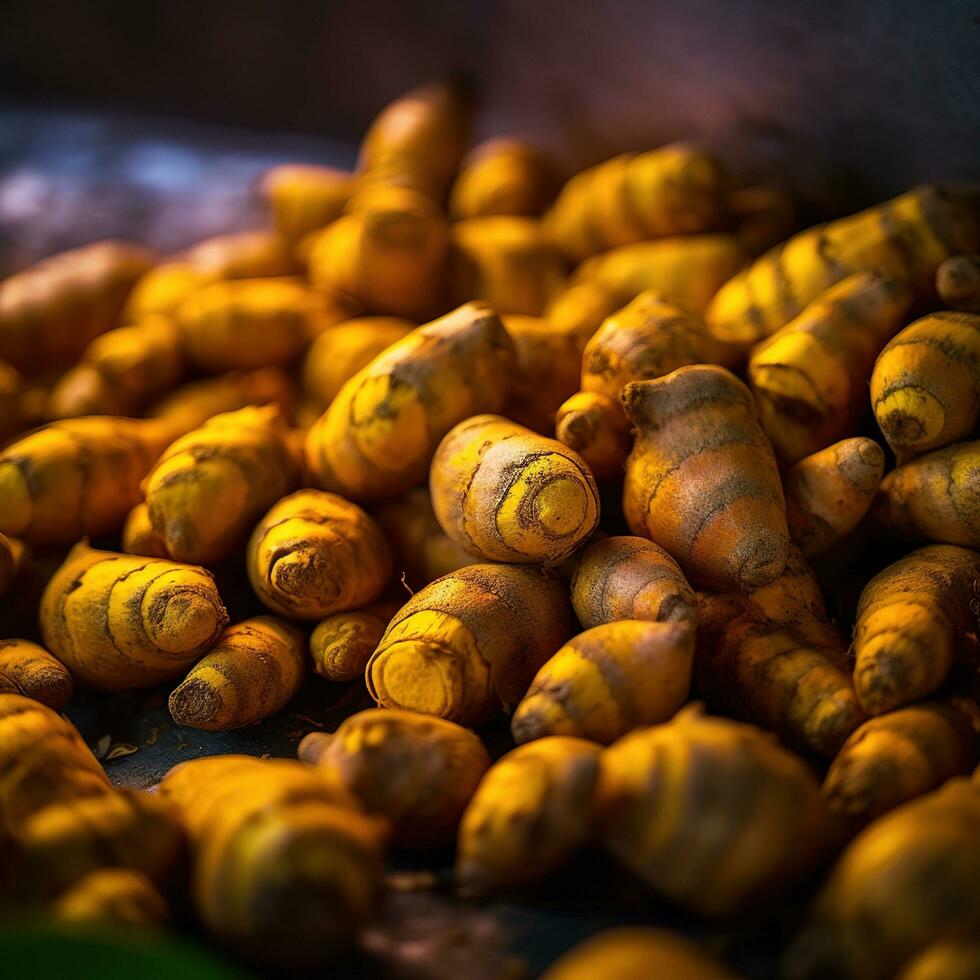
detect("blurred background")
[1,0,978,268]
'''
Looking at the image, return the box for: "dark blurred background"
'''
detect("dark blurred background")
[1,0,978,265]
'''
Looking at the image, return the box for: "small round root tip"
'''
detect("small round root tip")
[531,475,590,538]
[145,584,227,654]
[168,677,222,728]
[876,387,945,452]
[297,731,333,765]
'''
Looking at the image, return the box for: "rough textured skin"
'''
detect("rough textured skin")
[571,535,698,630]
[622,365,790,591]
[543,144,730,263]
[11,789,185,901]
[823,702,977,825]
[541,928,739,980]
[450,216,567,316]
[121,502,171,559]
[898,941,980,980]
[696,547,864,757]
[374,487,480,590]
[557,291,727,474]
[0,416,170,547]
[52,869,169,930]
[502,313,583,434]
[148,367,295,437]
[169,617,306,731]
[597,708,831,916]
[573,234,745,317]
[306,186,450,320]
[309,602,399,683]
[431,414,600,564]
[247,490,391,621]
[0,639,74,709]
[299,708,490,848]
[0,694,112,836]
[260,164,354,247]
[707,185,980,351]
[144,405,299,564]
[936,254,980,313]
[748,273,912,463]
[450,139,559,220]
[784,438,886,558]
[306,304,516,503]
[873,440,980,547]
[872,312,980,457]
[0,533,23,597]
[356,81,471,203]
[303,316,415,412]
[852,545,980,715]
[0,240,155,373]
[788,779,980,980]
[40,542,228,692]
[177,278,327,371]
[47,316,185,420]
[512,620,694,745]
[366,564,574,726]
[456,736,601,891]
[555,391,632,481]
[159,754,386,966]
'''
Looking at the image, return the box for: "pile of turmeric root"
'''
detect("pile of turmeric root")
[1,80,980,979]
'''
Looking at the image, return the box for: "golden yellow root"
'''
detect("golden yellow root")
[573,234,745,316]
[374,487,480,589]
[431,414,600,564]
[247,490,391,620]
[0,416,170,547]
[48,315,185,419]
[366,564,574,725]
[823,702,977,825]
[597,707,830,916]
[0,532,24,597]
[852,545,980,715]
[707,184,979,350]
[121,502,170,559]
[696,548,865,756]
[40,542,228,692]
[180,230,298,280]
[305,303,515,503]
[144,405,299,564]
[169,616,305,730]
[260,164,354,247]
[309,603,397,683]
[622,364,790,590]
[784,438,886,557]
[0,639,73,709]
[11,788,185,901]
[512,620,694,745]
[543,144,730,262]
[898,941,980,980]
[306,186,449,320]
[545,280,625,351]
[748,272,912,462]
[873,440,980,547]
[148,366,295,437]
[52,869,169,930]
[302,316,415,412]
[160,754,386,965]
[356,81,471,202]
[872,311,980,456]
[0,694,112,835]
[177,278,328,371]
[450,216,567,316]
[789,778,980,980]
[570,535,698,629]
[0,240,155,372]
[450,138,558,220]
[541,927,739,980]
[300,708,491,848]
[555,391,632,481]
[502,314,583,434]
[936,254,980,313]
[456,736,601,891]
